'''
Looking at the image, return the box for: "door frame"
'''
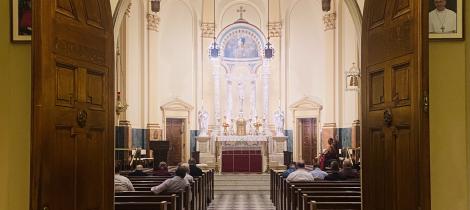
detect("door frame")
[160,98,194,163]
[165,118,187,164]
[289,97,323,161]
[297,118,319,164]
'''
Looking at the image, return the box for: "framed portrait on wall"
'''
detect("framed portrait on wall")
[11,0,32,42]
[429,0,464,40]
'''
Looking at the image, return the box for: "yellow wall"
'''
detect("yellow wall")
[0,0,31,210]
[429,2,470,209]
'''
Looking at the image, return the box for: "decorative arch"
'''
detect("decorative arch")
[216,20,268,69]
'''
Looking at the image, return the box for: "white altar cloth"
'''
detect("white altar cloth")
[216,135,269,142]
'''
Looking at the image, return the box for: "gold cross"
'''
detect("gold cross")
[237,6,246,19]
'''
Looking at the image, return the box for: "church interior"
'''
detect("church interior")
[1,0,470,210]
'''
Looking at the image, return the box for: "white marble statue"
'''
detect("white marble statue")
[274,106,285,137]
[237,80,245,115]
[198,108,209,137]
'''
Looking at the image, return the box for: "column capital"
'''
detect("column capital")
[323,12,337,31]
[147,13,160,31]
[201,22,215,38]
[124,2,133,17]
[268,22,282,38]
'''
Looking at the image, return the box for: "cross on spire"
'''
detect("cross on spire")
[237,6,246,19]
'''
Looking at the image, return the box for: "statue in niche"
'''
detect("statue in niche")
[274,106,285,137]
[198,108,209,137]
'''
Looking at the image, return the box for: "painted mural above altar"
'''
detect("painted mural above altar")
[223,36,259,59]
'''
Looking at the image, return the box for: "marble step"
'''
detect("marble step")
[214,190,271,195]
[215,180,269,186]
[214,174,270,181]
[215,185,270,191]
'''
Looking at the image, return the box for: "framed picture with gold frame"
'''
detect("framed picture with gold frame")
[11,0,32,43]
[429,0,464,40]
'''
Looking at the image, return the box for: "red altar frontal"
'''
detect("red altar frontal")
[221,148,262,173]
[215,136,269,173]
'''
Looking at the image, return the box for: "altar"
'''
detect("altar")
[194,18,288,173]
[216,136,269,173]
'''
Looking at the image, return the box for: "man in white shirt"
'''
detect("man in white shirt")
[286,161,315,182]
[429,0,457,33]
[310,164,328,180]
[151,167,189,194]
[114,165,135,192]
[180,163,194,183]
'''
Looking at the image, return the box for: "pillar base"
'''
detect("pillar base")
[351,120,361,148]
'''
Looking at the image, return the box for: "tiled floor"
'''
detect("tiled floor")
[207,193,275,210]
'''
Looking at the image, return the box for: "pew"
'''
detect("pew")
[302,195,361,210]
[307,201,361,210]
[270,169,362,210]
[115,201,169,210]
[115,195,179,210]
[115,169,215,210]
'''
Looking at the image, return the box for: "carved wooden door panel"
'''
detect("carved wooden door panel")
[31,1,114,210]
[301,118,317,165]
[166,119,184,166]
[362,0,429,210]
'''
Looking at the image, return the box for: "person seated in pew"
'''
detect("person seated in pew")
[340,159,359,179]
[310,160,328,180]
[188,158,203,177]
[153,161,172,176]
[151,166,189,194]
[128,164,147,176]
[286,160,315,182]
[115,164,135,192]
[325,161,346,181]
[282,162,297,178]
[180,163,194,183]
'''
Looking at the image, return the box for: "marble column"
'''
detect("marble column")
[322,8,338,148]
[250,77,257,120]
[262,59,271,133]
[146,12,161,139]
[212,59,222,135]
[226,75,233,121]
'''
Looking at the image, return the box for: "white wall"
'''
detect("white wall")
[340,0,360,127]
[120,0,361,132]
[126,0,145,128]
[286,0,327,128]
[156,0,196,127]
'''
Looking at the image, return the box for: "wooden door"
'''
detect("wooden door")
[31,1,114,210]
[166,119,184,166]
[362,0,429,210]
[301,118,317,165]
